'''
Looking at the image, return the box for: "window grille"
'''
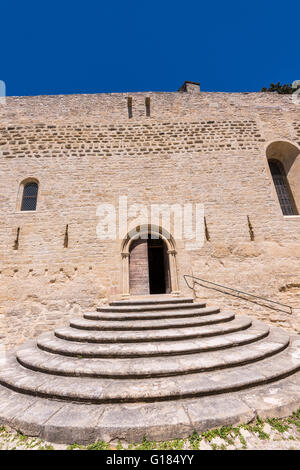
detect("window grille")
[21,182,38,211]
[269,160,296,215]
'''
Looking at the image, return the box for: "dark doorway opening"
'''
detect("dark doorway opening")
[129,235,170,295]
[147,237,166,294]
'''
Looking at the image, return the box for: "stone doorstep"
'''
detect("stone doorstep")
[110,296,194,306]
[85,305,219,321]
[96,301,206,313]
[0,373,299,444]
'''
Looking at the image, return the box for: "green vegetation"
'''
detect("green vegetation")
[188,430,201,450]
[0,408,300,450]
[267,417,290,433]
[261,82,300,94]
[67,441,110,450]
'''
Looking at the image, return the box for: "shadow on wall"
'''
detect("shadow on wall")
[266,140,300,215]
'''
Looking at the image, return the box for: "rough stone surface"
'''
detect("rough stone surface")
[0,89,300,348]
[0,298,299,444]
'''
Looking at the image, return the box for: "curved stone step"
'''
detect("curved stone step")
[80,311,229,331]
[1,336,300,403]
[96,301,206,313]
[84,305,219,322]
[1,372,300,445]
[77,310,231,333]
[110,297,194,306]
[1,291,300,446]
[66,314,245,343]
[39,318,267,358]
[16,327,290,379]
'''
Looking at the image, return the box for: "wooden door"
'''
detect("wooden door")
[129,239,150,295]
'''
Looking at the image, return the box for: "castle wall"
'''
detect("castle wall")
[0,89,300,349]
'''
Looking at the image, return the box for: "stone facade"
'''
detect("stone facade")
[0,82,300,349]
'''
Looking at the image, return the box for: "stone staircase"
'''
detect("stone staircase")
[0,297,300,444]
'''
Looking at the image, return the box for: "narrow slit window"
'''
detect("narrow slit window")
[21,182,38,211]
[268,160,297,215]
[145,97,150,117]
[127,96,133,118]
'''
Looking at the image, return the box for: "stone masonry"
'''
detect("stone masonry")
[0,82,300,349]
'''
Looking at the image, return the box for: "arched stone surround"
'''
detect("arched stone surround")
[120,224,180,297]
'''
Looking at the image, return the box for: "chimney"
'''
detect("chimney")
[178,81,200,93]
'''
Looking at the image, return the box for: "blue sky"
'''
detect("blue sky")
[1,1,299,96]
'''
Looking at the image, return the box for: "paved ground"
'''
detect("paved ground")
[0,410,299,450]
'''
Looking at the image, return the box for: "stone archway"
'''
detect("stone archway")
[266,140,300,215]
[121,224,180,297]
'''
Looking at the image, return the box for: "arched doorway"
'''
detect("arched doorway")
[129,235,170,295]
[121,225,179,297]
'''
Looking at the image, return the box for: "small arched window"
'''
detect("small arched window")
[21,181,38,211]
[268,159,297,215]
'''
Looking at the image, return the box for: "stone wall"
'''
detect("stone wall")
[0,86,300,349]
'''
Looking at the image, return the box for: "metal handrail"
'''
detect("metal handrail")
[184,274,293,315]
